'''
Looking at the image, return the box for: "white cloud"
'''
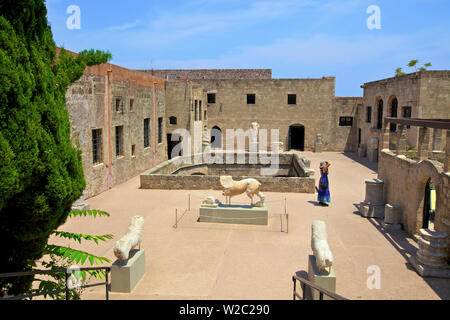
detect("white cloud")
[107,20,141,31]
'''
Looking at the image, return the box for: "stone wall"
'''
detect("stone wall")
[332,97,362,152]
[140,174,315,193]
[378,150,450,256]
[140,69,272,80]
[66,62,167,199]
[140,152,315,193]
[192,78,359,152]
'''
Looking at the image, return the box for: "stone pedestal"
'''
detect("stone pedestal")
[307,255,336,300]
[111,249,146,293]
[71,191,90,211]
[199,205,268,226]
[357,145,366,158]
[408,229,450,278]
[359,179,385,218]
[250,141,258,152]
[383,204,402,230]
[313,134,323,153]
[301,158,311,168]
[367,138,379,163]
[367,148,378,163]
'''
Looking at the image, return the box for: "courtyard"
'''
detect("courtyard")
[50,151,450,300]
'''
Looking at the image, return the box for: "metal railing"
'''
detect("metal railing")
[292,273,348,301]
[0,266,111,300]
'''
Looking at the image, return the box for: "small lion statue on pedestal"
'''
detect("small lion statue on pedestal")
[220,176,265,207]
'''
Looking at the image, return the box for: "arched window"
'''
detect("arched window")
[377,99,383,130]
[210,126,222,149]
[390,98,398,132]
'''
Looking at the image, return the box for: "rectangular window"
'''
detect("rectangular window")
[92,129,103,165]
[130,99,134,112]
[144,118,150,148]
[115,126,124,157]
[131,144,136,157]
[158,117,163,144]
[339,116,353,127]
[403,106,412,129]
[402,107,412,118]
[207,93,216,104]
[194,100,198,121]
[366,107,372,123]
[204,111,207,120]
[115,97,123,113]
[287,94,297,105]
[199,101,202,121]
[247,94,256,104]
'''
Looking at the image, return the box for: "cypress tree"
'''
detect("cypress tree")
[0,0,111,296]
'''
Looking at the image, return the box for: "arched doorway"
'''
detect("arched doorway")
[211,126,222,149]
[377,99,384,130]
[390,98,398,132]
[289,125,305,151]
[422,178,436,230]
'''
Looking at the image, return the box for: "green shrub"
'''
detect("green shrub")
[0,0,111,296]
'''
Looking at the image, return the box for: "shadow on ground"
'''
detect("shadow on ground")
[342,152,378,173]
[364,210,450,299]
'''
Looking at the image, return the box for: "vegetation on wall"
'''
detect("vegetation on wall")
[0,0,111,296]
[395,60,432,77]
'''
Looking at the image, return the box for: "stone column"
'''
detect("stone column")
[396,125,407,156]
[367,138,379,163]
[417,127,430,161]
[381,126,390,151]
[359,179,385,218]
[408,229,450,278]
[445,130,450,172]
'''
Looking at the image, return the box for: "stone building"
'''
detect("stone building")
[147,69,362,153]
[357,71,450,162]
[67,62,449,202]
[66,62,166,199]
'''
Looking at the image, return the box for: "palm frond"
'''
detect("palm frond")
[44,245,111,265]
[52,231,113,244]
[68,210,110,218]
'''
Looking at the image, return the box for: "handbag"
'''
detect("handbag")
[319,179,328,189]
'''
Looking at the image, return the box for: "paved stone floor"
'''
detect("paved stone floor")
[51,152,450,300]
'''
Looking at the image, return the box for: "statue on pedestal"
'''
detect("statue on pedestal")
[220,175,265,207]
[311,220,333,274]
[113,216,144,261]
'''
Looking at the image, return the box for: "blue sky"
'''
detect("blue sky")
[46,0,450,96]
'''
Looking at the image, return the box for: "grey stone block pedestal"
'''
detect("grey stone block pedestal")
[383,204,402,230]
[111,249,146,293]
[199,205,268,225]
[307,255,336,300]
[359,179,385,218]
[313,134,323,153]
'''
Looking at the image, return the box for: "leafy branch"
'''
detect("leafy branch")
[395,60,432,77]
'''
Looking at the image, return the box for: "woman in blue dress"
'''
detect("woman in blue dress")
[318,161,331,206]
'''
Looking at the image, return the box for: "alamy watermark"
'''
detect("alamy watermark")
[66,265,82,290]
[66,5,81,30]
[366,5,381,30]
[366,265,381,290]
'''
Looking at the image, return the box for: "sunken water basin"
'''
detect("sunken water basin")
[140,152,315,193]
